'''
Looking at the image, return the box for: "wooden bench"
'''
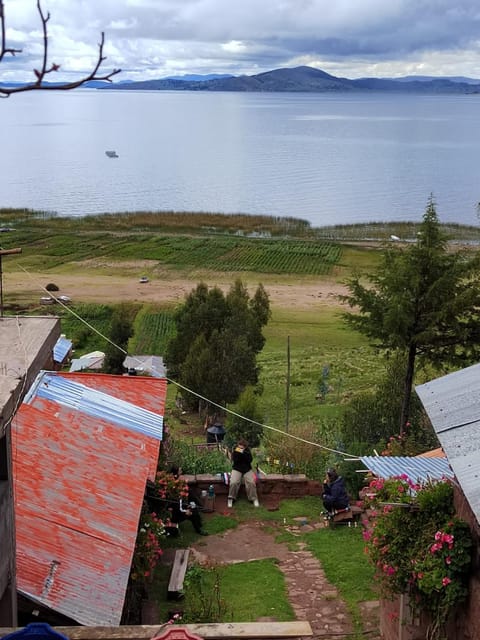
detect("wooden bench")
[168,549,190,600]
[327,504,363,527]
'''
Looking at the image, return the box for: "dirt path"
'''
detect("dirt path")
[5,271,348,311]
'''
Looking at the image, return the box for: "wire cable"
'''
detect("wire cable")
[3,258,358,459]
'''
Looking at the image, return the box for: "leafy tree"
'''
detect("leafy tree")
[224,385,264,448]
[342,197,480,434]
[103,304,134,374]
[165,280,270,412]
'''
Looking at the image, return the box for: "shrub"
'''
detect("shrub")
[161,437,231,475]
[259,421,331,481]
[131,510,166,583]
[45,282,59,291]
[363,477,472,640]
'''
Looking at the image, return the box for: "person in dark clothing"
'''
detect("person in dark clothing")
[227,438,259,508]
[322,468,349,514]
[167,466,208,536]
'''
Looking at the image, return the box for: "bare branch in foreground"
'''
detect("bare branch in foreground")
[0,0,121,97]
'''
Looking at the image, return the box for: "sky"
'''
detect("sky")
[1,0,480,84]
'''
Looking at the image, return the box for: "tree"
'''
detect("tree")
[0,0,120,97]
[340,351,438,454]
[165,280,270,412]
[342,197,480,434]
[224,385,264,448]
[103,304,133,374]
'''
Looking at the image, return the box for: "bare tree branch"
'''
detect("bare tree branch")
[0,0,121,97]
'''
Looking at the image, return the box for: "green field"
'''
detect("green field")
[2,208,476,438]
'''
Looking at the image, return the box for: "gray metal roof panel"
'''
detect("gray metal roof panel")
[416,362,480,525]
[360,456,453,483]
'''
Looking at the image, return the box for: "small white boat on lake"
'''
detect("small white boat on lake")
[105,150,119,158]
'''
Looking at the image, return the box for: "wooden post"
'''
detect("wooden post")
[285,335,290,432]
[0,248,22,318]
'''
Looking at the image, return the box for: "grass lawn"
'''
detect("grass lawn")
[149,497,375,634]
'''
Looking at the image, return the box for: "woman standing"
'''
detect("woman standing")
[227,438,259,508]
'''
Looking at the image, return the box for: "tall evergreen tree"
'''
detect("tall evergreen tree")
[342,197,480,433]
[103,304,134,374]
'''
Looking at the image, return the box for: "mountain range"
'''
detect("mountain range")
[98,65,480,94]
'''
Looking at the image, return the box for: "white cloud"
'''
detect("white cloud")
[1,0,480,83]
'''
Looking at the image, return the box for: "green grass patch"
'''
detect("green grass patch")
[258,307,384,429]
[129,305,176,354]
[306,527,376,630]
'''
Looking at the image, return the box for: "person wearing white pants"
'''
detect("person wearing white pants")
[227,438,259,508]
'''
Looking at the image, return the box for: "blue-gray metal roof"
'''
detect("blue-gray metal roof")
[359,456,453,483]
[416,362,480,525]
[53,336,72,363]
[25,371,163,440]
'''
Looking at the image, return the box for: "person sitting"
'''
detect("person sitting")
[322,467,349,515]
[227,438,259,508]
[167,465,208,536]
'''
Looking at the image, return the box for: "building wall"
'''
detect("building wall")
[453,487,480,640]
[0,316,61,627]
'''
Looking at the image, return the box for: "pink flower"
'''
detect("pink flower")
[445,556,452,565]
[430,542,443,554]
[442,577,452,587]
[434,531,442,541]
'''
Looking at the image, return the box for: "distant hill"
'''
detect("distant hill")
[389,75,480,85]
[99,66,480,94]
[164,73,234,82]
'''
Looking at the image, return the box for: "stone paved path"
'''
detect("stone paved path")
[278,542,354,638]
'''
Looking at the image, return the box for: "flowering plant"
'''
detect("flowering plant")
[154,470,190,501]
[131,510,165,582]
[363,477,472,640]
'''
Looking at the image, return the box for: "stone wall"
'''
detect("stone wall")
[184,473,322,500]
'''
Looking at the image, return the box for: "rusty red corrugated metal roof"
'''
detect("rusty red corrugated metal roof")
[12,372,167,626]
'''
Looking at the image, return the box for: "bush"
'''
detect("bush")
[45,282,59,291]
[161,437,230,475]
[259,421,332,481]
[363,477,472,640]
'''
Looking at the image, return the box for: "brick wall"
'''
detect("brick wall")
[184,473,322,499]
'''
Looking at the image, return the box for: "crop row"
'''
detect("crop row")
[113,237,343,275]
[130,309,175,355]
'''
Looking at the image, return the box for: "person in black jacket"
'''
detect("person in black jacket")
[227,438,259,508]
[167,466,208,536]
[322,468,349,514]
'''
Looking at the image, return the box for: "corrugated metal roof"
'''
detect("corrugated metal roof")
[360,456,453,483]
[123,355,166,378]
[52,336,72,364]
[416,362,480,525]
[25,371,164,441]
[69,355,104,372]
[12,372,167,626]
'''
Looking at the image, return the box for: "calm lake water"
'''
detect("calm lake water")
[1,89,480,228]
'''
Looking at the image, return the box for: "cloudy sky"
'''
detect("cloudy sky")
[2,0,480,84]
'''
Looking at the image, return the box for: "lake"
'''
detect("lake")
[1,89,480,228]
